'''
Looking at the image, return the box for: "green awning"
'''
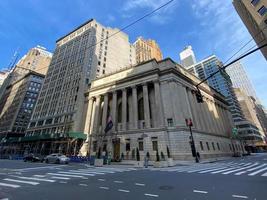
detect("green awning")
[67,131,87,139]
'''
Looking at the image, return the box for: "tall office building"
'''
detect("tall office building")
[134,37,162,64]
[187,55,244,123]
[0,70,10,88]
[0,46,52,137]
[233,0,267,60]
[179,46,197,67]
[25,19,136,153]
[226,61,258,100]
[234,88,266,140]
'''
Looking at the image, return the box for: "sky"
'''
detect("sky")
[0,0,266,106]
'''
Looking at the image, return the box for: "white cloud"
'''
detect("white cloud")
[122,0,177,24]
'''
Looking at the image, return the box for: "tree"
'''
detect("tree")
[156,150,160,162]
[136,148,140,161]
[167,146,171,158]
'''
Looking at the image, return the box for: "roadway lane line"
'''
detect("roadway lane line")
[59,181,67,184]
[114,180,123,183]
[4,178,39,185]
[99,186,109,190]
[135,183,145,186]
[118,189,130,193]
[0,182,20,188]
[57,171,95,176]
[232,195,248,199]
[14,176,56,182]
[47,173,84,178]
[144,193,159,197]
[98,179,106,181]
[51,176,70,180]
[248,167,267,176]
[193,190,208,194]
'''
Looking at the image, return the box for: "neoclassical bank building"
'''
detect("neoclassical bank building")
[80,59,241,160]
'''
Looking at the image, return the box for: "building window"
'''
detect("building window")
[212,142,215,151]
[200,141,204,151]
[206,142,210,151]
[258,6,267,16]
[217,143,220,150]
[167,118,173,127]
[93,141,97,152]
[152,140,158,151]
[139,141,144,151]
[126,142,130,151]
[251,0,260,6]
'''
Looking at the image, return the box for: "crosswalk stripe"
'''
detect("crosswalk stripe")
[4,178,39,185]
[0,182,21,188]
[33,175,46,178]
[235,164,267,175]
[222,163,259,175]
[198,166,230,174]
[261,172,267,177]
[70,170,105,175]
[211,167,239,174]
[248,167,267,176]
[77,169,115,174]
[15,176,56,182]
[51,176,70,180]
[57,171,95,176]
[47,173,84,178]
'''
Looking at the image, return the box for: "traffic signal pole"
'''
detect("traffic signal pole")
[186,118,199,163]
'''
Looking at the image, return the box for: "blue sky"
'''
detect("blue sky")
[0,0,266,106]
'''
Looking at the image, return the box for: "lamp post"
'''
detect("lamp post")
[186,118,199,163]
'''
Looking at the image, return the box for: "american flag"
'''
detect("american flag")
[104,116,113,133]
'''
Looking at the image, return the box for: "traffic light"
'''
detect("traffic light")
[185,118,193,127]
[195,89,203,103]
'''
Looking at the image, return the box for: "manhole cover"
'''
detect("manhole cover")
[159,185,174,190]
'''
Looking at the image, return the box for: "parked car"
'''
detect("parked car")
[44,154,70,164]
[23,154,41,162]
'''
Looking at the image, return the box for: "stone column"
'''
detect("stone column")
[93,96,101,133]
[101,94,109,133]
[132,86,138,129]
[84,97,94,138]
[154,81,164,127]
[111,91,117,131]
[122,88,127,130]
[143,83,151,128]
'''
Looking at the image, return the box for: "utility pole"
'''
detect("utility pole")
[186,118,199,163]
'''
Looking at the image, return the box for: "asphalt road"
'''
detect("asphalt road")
[0,154,267,200]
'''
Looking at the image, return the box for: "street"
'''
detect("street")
[0,154,266,200]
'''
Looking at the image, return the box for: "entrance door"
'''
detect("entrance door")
[113,139,120,161]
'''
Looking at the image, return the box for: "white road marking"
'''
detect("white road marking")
[15,165,67,171]
[79,183,88,186]
[261,172,267,176]
[0,182,20,188]
[222,163,259,175]
[114,180,123,183]
[135,183,145,186]
[69,170,105,175]
[144,193,159,197]
[4,178,39,185]
[59,181,67,184]
[51,176,70,180]
[248,167,267,176]
[0,198,9,200]
[33,175,46,178]
[235,164,267,175]
[99,186,109,190]
[232,195,248,199]
[118,189,130,193]
[98,179,106,181]
[78,169,114,174]
[15,176,55,182]
[47,173,84,178]
[81,177,88,180]
[193,190,208,194]
[198,166,230,174]
[57,171,95,176]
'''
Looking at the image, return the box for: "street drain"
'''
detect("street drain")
[159,185,173,190]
